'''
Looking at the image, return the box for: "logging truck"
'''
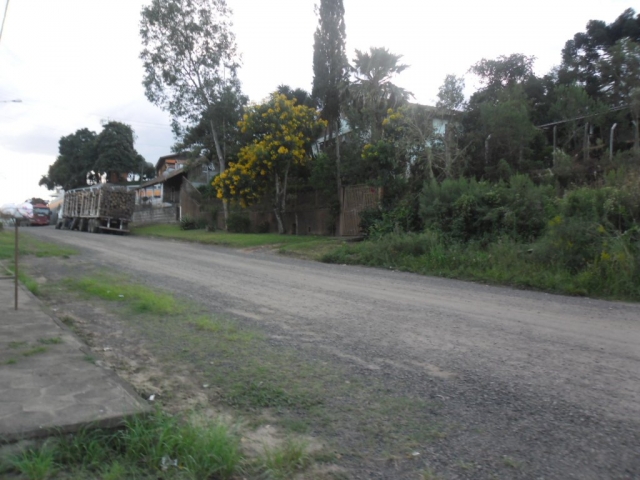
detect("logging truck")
[56,185,135,234]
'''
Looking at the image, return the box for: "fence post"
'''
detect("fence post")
[610,123,618,162]
[14,220,18,310]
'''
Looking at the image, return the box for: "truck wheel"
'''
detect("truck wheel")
[55,221,62,230]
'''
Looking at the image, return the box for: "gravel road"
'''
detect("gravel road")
[26,227,640,479]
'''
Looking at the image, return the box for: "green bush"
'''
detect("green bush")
[180,215,198,231]
[420,175,555,243]
[226,213,251,233]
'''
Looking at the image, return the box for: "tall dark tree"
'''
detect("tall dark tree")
[39,128,98,191]
[560,8,640,100]
[94,121,146,183]
[312,0,348,225]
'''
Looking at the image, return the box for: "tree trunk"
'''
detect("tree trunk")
[273,167,290,235]
[210,120,229,229]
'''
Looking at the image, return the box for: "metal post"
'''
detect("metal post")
[583,122,590,162]
[553,125,557,167]
[633,120,639,153]
[610,123,618,162]
[14,219,18,310]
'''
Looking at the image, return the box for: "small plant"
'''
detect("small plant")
[22,346,47,357]
[503,455,522,469]
[259,439,311,479]
[9,341,27,349]
[180,215,198,230]
[8,447,55,480]
[38,337,62,345]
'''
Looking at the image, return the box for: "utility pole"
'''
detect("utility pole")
[14,219,18,310]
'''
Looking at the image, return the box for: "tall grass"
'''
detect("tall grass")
[322,231,640,300]
[1,412,242,480]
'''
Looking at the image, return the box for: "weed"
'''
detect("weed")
[503,455,523,469]
[121,412,242,479]
[8,341,27,349]
[421,468,441,480]
[66,275,179,315]
[227,380,314,409]
[38,337,62,345]
[259,438,311,479]
[5,358,17,365]
[83,355,96,364]
[7,447,55,480]
[22,346,47,357]
[191,316,260,343]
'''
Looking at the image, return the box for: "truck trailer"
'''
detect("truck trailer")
[56,185,135,233]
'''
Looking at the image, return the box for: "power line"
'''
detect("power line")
[0,0,10,45]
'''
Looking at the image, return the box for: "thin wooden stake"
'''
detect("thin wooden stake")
[14,219,18,310]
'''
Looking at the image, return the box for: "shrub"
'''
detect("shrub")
[226,213,251,233]
[180,215,198,230]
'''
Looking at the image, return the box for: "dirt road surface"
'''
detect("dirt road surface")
[25,227,640,479]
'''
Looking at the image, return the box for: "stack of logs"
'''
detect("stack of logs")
[100,187,135,219]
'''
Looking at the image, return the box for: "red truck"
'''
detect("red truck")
[29,204,51,226]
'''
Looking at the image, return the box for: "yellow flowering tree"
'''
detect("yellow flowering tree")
[213,93,326,233]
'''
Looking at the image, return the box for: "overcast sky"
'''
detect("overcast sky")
[0,0,633,205]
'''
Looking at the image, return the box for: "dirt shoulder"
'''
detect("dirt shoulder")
[21,227,640,479]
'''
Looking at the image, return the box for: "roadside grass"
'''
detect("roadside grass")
[321,233,640,301]
[51,272,450,472]
[257,439,311,479]
[132,224,342,256]
[0,231,76,260]
[0,411,242,480]
[65,274,180,315]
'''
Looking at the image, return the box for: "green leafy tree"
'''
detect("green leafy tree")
[560,8,640,100]
[213,94,326,233]
[347,47,412,142]
[277,85,316,109]
[94,121,146,183]
[139,0,239,176]
[312,0,348,220]
[175,78,248,165]
[39,128,98,190]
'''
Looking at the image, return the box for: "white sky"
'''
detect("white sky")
[0,0,633,205]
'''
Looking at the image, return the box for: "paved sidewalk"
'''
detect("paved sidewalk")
[0,279,149,442]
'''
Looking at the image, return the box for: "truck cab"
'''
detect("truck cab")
[30,204,51,226]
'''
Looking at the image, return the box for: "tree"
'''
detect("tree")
[312,0,348,219]
[175,77,248,166]
[213,94,326,233]
[277,85,316,109]
[436,74,467,178]
[94,121,146,183]
[40,124,148,191]
[39,128,98,191]
[471,54,536,92]
[560,9,640,100]
[139,0,239,177]
[347,47,412,142]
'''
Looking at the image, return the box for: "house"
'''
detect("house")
[133,155,217,224]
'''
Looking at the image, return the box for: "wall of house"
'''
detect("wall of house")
[132,205,179,225]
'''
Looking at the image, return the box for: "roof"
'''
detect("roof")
[155,152,189,171]
[139,156,209,188]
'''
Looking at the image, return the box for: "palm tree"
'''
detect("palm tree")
[347,47,412,141]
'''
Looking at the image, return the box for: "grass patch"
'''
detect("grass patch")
[66,274,180,315]
[0,230,76,260]
[321,232,640,301]
[0,412,242,480]
[190,316,261,343]
[22,346,47,357]
[38,336,63,345]
[257,439,311,479]
[4,358,17,365]
[8,341,27,349]
[132,224,340,252]
[83,355,96,364]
